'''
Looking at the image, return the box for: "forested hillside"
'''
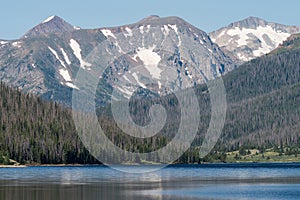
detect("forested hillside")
[0,83,99,164]
[0,82,174,164]
[219,47,300,148]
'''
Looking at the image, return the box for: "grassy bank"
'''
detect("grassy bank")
[225,147,300,163]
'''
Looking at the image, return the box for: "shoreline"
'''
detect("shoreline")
[0,165,27,168]
[1,161,300,168]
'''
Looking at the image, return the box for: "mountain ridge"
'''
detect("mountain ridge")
[1,15,300,106]
[0,15,235,105]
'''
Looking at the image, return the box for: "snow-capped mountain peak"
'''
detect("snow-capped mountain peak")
[209,17,300,62]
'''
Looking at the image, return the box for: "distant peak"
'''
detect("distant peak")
[41,15,66,24]
[136,15,188,27]
[101,15,206,36]
[138,15,160,23]
[246,16,264,20]
[147,15,160,19]
[22,15,75,39]
[229,16,268,29]
[242,16,267,23]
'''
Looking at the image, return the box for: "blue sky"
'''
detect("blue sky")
[1,0,299,39]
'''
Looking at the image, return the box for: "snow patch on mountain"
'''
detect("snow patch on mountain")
[168,24,181,46]
[136,46,162,79]
[12,41,22,48]
[124,27,133,37]
[59,69,72,82]
[48,46,67,68]
[131,54,138,62]
[146,25,151,33]
[42,16,55,23]
[123,75,132,83]
[58,68,79,90]
[60,48,71,65]
[139,26,144,34]
[132,72,146,88]
[65,82,79,90]
[184,66,193,79]
[168,24,178,34]
[101,29,117,39]
[0,41,8,45]
[161,25,170,36]
[114,41,125,54]
[69,39,91,69]
[236,53,248,61]
[227,26,290,57]
[116,85,133,98]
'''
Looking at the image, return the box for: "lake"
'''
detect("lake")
[0,163,300,200]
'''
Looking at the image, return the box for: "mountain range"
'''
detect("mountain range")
[0,15,236,105]
[0,15,299,106]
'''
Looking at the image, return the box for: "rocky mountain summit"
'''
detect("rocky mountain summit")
[22,15,77,38]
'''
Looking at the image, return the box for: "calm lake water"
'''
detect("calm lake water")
[0,163,300,200]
